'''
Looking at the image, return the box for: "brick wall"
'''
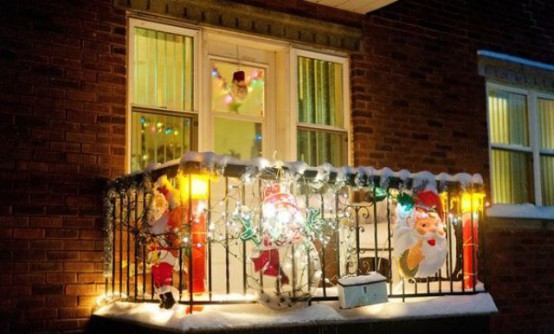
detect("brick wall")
[485,219,554,334]
[0,0,126,332]
[352,0,553,175]
[355,1,554,333]
[1,0,553,332]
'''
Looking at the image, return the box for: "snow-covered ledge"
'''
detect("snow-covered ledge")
[487,204,554,220]
[93,294,497,331]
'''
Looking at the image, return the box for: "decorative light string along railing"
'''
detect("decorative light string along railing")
[100,152,487,311]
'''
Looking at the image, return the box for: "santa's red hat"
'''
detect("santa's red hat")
[414,190,444,221]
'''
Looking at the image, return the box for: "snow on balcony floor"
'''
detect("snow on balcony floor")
[94,293,497,332]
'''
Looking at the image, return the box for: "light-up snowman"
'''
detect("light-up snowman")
[237,181,323,309]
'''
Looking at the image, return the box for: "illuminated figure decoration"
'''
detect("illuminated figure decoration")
[393,190,448,279]
[231,70,249,101]
[211,64,264,113]
[148,176,184,309]
[233,179,326,309]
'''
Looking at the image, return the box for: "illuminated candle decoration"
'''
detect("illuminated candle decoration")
[461,192,484,289]
[178,173,210,295]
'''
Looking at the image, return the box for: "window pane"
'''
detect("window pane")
[214,118,262,160]
[488,89,528,146]
[491,149,533,204]
[297,129,347,166]
[298,56,343,127]
[541,155,554,206]
[134,27,194,111]
[211,60,265,116]
[131,111,194,172]
[538,98,554,150]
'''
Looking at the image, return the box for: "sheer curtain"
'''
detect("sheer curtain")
[297,56,346,166]
[488,90,532,204]
[131,26,195,171]
[539,98,554,205]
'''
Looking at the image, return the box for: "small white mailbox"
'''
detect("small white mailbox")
[337,272,388,309]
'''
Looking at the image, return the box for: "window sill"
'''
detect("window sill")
[486,204,554,220]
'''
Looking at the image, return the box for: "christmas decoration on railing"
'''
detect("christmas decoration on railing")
[461,192,484,289]
[211,65,264,112]
[393,189,448,279]
[102,151,486,309]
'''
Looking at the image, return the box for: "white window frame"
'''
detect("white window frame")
[290,48,352,166]
[127,18,200,172]
[127,18,352,171]
[486,82,554,208]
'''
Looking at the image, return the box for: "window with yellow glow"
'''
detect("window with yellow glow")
[210,60,264,159]
[129,19,351,171]
[487,85,554,206]
[130,21,197,171]
[297,54,348,166]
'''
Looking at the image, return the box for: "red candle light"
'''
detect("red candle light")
[461,193,484,289]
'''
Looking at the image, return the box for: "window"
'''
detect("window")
[129,20,199,172]
[487,83,554,206]
[294,50,350,167]
[128,19,350,171]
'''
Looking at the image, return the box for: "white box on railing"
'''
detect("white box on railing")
[337,272,388,309]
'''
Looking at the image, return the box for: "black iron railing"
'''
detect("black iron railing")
[101,154,486,310]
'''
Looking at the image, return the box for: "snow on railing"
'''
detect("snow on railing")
[101,152,486,311]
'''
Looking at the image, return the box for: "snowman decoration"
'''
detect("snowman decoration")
[236,181,322,309]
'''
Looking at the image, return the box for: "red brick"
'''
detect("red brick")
[13,228,44,239]
[30,240,64,250]
[65,284,97,296]
[13,274,46,285]
[67,90,97,102]
[47,251,80,261]
[46,296,78,308]
[47,273,78,284]
[63,240,98,251]
[45,229,79,239]
[58,307,93,319]
[46,319,80,331]
[26,307,58,320]
[29,217,63,228]
[64,262,95,272]
[77,273,104,284]
[30,262,63,272]
[78,296,98,307]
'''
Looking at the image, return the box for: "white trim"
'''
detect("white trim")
[528,92,542,205]
[128,18,352,169]
[204,31,278,158]
[478,50,554,72]
[289,49,299,161]
[127,18,200,172]
[291,48,352,165]
[297,122,349,133]
[487,204,554,220]
[486,82,554,207]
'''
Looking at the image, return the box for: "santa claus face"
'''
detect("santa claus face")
[413,209,446,245]
[393,207,448,278]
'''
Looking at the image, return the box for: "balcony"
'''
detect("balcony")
[94,152,494,331]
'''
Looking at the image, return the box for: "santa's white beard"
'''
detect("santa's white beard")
[393,226,448,278]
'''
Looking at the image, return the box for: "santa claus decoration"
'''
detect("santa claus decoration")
[393,190,448,279]
[147,175,184,309]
